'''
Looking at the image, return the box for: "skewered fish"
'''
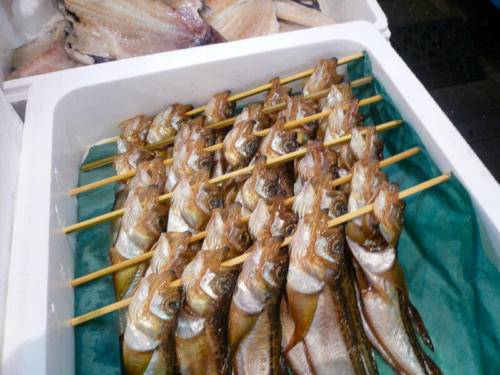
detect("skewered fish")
[223,119,261,170]
[294,139,338,194]
[173,116,216,153]
[201,0,279,41]
[248,196,298,241]
[226,237,289,374]
[175,247,238,375]
[204,91,236,124]
[211,133,227,179]
[117,115,154,153]
[168,171,223,233]
[281,94,317,144]
[146,104,193,145]
[60,0,225,65]
[346,160,442,375]
[282,196,377,374]
[113,147,156,196]
[317,83,356,139]
[234,103,271,131]
[235,156,280,214]
[322,99,362,144]
[264,78,292,122]
[303,58,343,97]
[165,138,214,192]
[110,185,168,301]
[201,203,251,257]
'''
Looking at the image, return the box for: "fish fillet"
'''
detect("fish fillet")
[274,0,336,27]
[201,0,279,41]
[62,0,225,64]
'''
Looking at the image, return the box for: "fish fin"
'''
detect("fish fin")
[226,306,260,373]
[284,288,320,353]
[292,182,318,218]
[406,299,435,351]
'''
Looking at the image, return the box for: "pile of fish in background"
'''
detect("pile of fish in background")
[81,59,443,374]
[1,0,336,81]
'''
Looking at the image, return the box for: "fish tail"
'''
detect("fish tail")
[406,299,435,351]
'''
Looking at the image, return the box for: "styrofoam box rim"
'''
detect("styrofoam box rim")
[1,0,389,104]
[3,21,498,374]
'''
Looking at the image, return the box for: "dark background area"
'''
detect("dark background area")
[378,0,500,181]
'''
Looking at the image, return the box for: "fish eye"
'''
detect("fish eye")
[239,232,250,244]
[200,159,212,169]
[165,300,180,313]
[266,183,279,197]
[330,239,344,254]
[334,202,347,215]
[284,141,297,153]
[208,197,222,209]
[245,141,259,156]
[284,224,296,236]
[215,278,232,293]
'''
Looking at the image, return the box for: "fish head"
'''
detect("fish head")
[270,196,298,238]
[222,203,251,256]
[131,157,167,192]
[113,147,155,175]
[170,103,193,132]
[222,175,248,207]
[118,115,153,150]
[255,237,289,291]
[324,189,348,218]
[247,103,271,130]
[195,178,223,215]
[373,182,405,246]
[183,247,236,315]
[303,58,343,95]
[223,120,260,167]
[252,156,280,200]
[204,91,235,124]
[184,139,214,174]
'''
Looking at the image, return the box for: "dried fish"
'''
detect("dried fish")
[264,78,292,122]
[117,115,154,153]
[223,120,261,169]
[274,0,336,28]
[113,147,156,196]
[201,0,279,41]
[204,91,235,124]
[257,118,298,160]
[211,133,227,179]
[280,94,317,144]
[248,196,298,241]
[123,273,182,375]
[322,99,362,144]
[168,171,222,233]
[234,103,271,131]
[61,0,225,64]
[346,160,441,375]
[201,203,251,257]
[146,104,193,145]
[173,116,216,154]
[235,156,280,214]
[226,237,288,374]
[175,247,238,375]
[317,83,356,139]
[303,58,343,97]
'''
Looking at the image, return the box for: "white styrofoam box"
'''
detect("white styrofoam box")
[2,21,498,374]
[0,90,23,369]
[1,0,389,105]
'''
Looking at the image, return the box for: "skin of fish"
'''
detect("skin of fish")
[234,103,271,131]
[175,248,238,375]
[117,115,153,153]
[227,237,289,375]
[223,119,261,169]
[204,91,235,124]
[173,116,216,155]
[281,94,317,145]
[264,78,292,122]
[211,132,227,179]
[123,273,183,375]
[317,83,355,139]
[302,58,343,97]
[258,119,298,160]
[236,156,280,214]
[168,172,223,233]
[146,104,193,144]
[346,165,442,375]
[202,203,252,257]
[248,197,298,241]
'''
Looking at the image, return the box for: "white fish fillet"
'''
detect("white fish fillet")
[201,0,279,41]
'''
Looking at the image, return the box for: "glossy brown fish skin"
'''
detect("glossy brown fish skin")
[342,126,384,172]
[110,186,168,301]
[146,104,193,144]
[223,119,261,169]
[323,99,363,144]
[346,162,441,375]
[123,273,182,375]
[281,94,317,144]
[168,171,223,233]
[204,91,235,124]
[227,237,289,375]
[234,103,271,131]
[212,132,227,179]
[248,197,298,241]
[317,83,356,139]
[175,248,238,375]
[165,138,214,192]
[294,139,338,194]
[173,116,216,154]
[236,156,280,214]
[303,58,343,97]
[264,78,292,122]
[117,115,154,153]
[113,147,156,196]
[202,203,251,257]
[258,118,298,160]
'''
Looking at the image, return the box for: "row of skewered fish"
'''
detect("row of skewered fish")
[101,58,442,374]
[8,0,336,79]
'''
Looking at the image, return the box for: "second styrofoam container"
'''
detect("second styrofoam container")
[2,21,498,374]
[1,0,389,106]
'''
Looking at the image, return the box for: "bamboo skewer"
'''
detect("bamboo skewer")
[70,146,420,287]
[83,52,365,153]
[73,82,377,194]
[70,172,451,326]
[80,75,374,172]
[64,119,403,234]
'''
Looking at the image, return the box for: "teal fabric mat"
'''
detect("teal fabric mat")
[74,54,500,374]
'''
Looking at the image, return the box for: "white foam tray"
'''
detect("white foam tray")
[2,21,498,374]
[1,0,389,105]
